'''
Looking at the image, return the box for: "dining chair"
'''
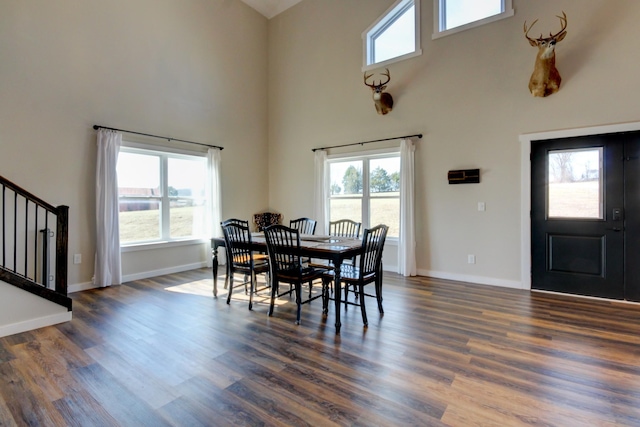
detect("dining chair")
[221,221,270,310]
[309,218,361,279]
[220,218,263,290]
[322,224,388,327]
[289,217,317,235]
[263,224,327,325]
[329,219,361,239]
[327,219,362,298]
[253,212,282,232]
[219,218,249,289]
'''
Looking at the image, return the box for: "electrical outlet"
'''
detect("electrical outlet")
[477,202,486,211]
[468,254,476,264]
[73,254,82,264]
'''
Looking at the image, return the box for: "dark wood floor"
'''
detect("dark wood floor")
[1,269,640,426]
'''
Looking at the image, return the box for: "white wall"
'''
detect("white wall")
[268,0,640,287]
[0,0,270,289]
[0,281,71,338]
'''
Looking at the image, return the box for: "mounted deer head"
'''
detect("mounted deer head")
[364,68,394,115]
[524,11,568,97]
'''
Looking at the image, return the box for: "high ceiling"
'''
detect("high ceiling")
[240,0,303,19]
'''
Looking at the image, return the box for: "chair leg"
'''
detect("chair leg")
[359,283,368,326]
[226,272,234,305]
[295,282,302,325]
[248,271,256,311]
[224,263,230,289]
[268,279,278,316]
[376,277,384,314]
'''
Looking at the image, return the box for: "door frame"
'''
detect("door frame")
[519,120,640,290]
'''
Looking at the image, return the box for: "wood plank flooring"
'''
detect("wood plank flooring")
[1,269,640,426]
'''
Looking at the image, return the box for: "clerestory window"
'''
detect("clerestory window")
[362,0,421,71]
[433,0,514,39]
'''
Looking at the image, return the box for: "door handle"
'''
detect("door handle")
[606,227,622,232]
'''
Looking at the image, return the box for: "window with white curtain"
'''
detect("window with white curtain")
[328,150,400,239]
[117,145,208,245]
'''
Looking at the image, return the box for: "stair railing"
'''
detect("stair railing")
[0,175,69,301]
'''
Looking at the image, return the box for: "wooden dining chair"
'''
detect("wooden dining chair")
[221,221,270,310]
[219,218,249,289]
[327,219,362,298]
[329,219,361,239]
[322,224,388,327]
[289,217,317,235]
[263,224,327,325]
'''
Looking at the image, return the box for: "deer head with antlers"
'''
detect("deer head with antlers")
[364,68,394,115]
[524,11,568,97]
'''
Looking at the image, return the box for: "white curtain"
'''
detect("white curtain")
[398,138,417,276]
[313,150,329,234]
[94,129,122,287]
[206,148,223,266]
[206,148,223,238]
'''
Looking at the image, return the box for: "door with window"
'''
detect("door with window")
[531,131,640,301]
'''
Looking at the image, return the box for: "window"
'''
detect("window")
[433,0,513,39]
[548,148,603,219]
[328,152,400,238]
[117,146,208,245]
[362,0,421,71]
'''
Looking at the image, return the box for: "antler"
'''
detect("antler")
[523,18,539,43]
[364,72,375,88]
[364,68,391,88]
[548,11,567,40]
[524,11,567,42]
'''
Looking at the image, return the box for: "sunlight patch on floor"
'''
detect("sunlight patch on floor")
[164,275,312,308]
[165,276,322,306]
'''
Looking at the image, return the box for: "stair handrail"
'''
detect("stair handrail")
[0,174,69,303]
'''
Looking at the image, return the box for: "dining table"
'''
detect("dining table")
[211,233,363,334]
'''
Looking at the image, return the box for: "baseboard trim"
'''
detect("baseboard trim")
[68,262,209,294]
[68,281,98,294]
[0,311,72,338]
[418,269,524,289]
[122,262,208,283]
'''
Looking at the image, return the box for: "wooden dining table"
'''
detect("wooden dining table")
[211,233,363,334]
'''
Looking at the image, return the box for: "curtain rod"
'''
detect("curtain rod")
[311,133,422,152]
[93,125,224,150]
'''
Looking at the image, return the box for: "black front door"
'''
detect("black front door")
[531,131,640,301]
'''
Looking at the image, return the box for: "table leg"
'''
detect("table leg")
[333,258,343,334]
[212,246,219,298]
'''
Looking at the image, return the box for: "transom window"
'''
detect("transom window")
[328,152,400,238]
[433,0,514,39]
[363,0,421,71]
[117,146,208,245]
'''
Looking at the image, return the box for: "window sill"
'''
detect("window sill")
[362,49,422,73]
[121,238,208,253]
[432,9,514,40]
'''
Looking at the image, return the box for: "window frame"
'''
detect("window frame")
[362,0,422,72]
[327,148,401,242]
[118,142,209,250]
[432,0,514,40]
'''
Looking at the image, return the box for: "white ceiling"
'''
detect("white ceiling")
[240,0,303,19]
